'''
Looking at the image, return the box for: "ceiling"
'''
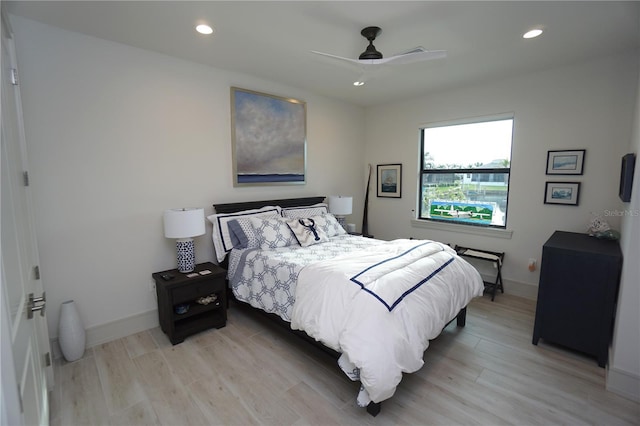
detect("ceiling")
[5,1,640,107]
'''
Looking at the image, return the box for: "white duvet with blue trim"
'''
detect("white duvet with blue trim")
[229,237,484,406]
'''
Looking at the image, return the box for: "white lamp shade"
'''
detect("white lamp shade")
[328,196,353,216]
[164,208,205,239]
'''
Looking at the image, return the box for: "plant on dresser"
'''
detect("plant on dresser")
[152,262,227,344]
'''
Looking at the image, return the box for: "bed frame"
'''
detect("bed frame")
[213,196,468,417]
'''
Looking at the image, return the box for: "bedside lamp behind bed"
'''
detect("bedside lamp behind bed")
[328,195,352,230]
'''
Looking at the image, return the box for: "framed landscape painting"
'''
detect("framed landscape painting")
[546,149,585,175]
[544,181,580,206]
[231,87,306,186]
[377,164,402,198]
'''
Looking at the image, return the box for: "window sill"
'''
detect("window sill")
[410,219,513,239]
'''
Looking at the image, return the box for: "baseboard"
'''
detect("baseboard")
[607,366,640,402]
[51,309,159,359]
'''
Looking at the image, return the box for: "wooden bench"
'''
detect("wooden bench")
[454,245,505,301]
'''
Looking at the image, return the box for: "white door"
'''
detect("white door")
[1,12,53,426]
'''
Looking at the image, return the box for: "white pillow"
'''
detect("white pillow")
[207,206,281,262]
[286,217,329,247]
[249,217,298,249]
[281,203,329,219]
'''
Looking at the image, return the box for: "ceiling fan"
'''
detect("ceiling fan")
[311,26,446,76]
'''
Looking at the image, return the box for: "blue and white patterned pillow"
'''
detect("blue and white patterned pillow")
[249,217,299,249]
[207,206,281,262]
[228,217,260,249]
[317,213,347,237]
[281,203,329,219]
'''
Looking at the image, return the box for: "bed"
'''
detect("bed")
[210,196,484,416]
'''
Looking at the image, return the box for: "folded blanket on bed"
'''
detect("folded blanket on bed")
[291,239,484,406]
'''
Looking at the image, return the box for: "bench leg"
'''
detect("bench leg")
[490,265,504,301]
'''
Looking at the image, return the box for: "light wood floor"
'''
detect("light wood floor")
[49,294,639,426]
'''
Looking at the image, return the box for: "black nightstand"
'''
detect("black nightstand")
[152,262,227,345]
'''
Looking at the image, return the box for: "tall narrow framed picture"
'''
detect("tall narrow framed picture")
[544,181,580,206]
[546,149,585,175]
[619,153,636,202]
[377,164,402,198]
[231,87,306,186]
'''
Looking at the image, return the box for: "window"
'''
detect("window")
[419,116,513,228]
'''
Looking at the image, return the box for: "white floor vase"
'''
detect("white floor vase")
[58,300,86,362]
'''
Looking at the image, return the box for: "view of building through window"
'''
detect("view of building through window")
[419,117,514,227]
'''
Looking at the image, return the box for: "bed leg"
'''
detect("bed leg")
[456,307,467,327]
[366,401,381,416]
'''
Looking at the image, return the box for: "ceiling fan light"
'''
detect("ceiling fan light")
[196,24,214,35]
[523,28,543,39]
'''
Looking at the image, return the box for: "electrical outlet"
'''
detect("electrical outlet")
[528,258,537,272]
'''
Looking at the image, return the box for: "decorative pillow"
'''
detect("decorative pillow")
[317,213,347,237]
[281,203,329,219]
[228,217,259,250]
[249,217,299,249]
[207,206,281,262]
[286,217,329,247]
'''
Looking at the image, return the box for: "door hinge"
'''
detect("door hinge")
[10,68,18,86]
[33,265,40,280]
[45,352,51,367]
[23,171,29,187]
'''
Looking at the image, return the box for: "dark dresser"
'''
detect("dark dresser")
[532,231,622,367]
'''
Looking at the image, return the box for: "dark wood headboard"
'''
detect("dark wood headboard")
[213,196,326,214]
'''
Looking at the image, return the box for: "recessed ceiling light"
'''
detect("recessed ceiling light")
[196,24,214,35]
[523,28,543,39]
[353,81,365,86]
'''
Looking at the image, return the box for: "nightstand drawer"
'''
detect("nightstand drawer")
[172,280,221,304]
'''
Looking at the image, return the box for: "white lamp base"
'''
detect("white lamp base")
[336,216,347,230]
[176,238,195,273]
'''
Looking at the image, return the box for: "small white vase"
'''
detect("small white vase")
[58,300,85,362]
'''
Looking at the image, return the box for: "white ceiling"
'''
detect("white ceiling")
[6,1,640,107]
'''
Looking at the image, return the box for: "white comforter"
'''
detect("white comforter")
[290,239,484,405]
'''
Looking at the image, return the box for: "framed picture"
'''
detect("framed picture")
[546,149,585,175]
[619,153,636,202]
[377,164,402,198]
[544,182,581,206]
[231,87,306,186]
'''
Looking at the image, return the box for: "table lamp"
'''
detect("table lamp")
[328,195,353,230]
[164,208,205,273]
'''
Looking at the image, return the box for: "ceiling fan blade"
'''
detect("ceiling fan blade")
[382,49,447,65]
[310,50,363,65]
[312,49,447,68]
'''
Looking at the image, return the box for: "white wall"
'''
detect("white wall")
[608,54,640,402]
[364,51,639,297]
[11,16,366,343]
